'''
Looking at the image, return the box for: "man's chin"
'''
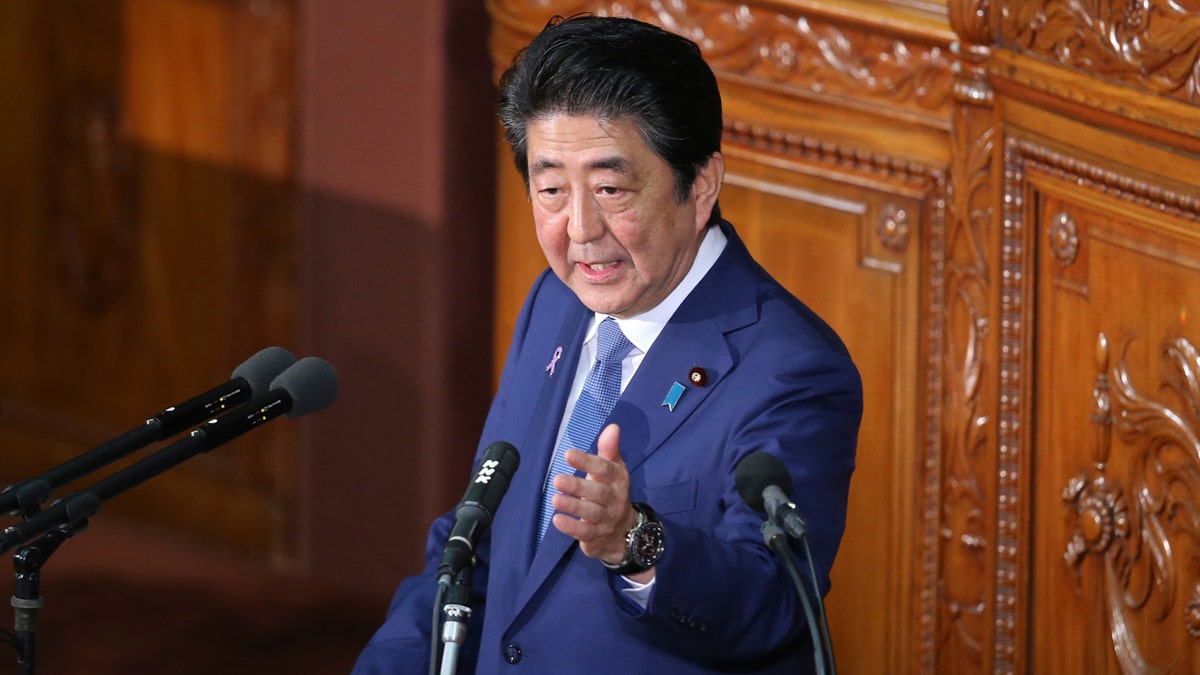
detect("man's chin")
[574,291,632,318]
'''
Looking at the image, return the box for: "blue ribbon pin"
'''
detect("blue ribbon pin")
[662,381,686,412]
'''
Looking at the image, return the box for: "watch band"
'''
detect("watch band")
[602,502,665,576]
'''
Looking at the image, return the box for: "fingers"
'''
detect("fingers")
[595,423,621,462]
[561,423,622,476]
[550,423,634,560]
[551,477,618,517]
[553,423,625,503]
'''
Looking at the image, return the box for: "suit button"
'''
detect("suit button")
[503,643,523,664]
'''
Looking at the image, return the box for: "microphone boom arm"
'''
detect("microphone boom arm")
[0,399,287,555]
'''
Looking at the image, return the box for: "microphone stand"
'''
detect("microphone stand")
[438,567,472,675]
[5,521,84,675]
[760,521,831,675]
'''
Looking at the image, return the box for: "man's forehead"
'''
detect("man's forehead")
[526,115,653,175]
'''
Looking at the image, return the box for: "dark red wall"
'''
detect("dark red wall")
[296,0,498,595]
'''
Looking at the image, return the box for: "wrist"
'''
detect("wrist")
[602,502,665,576]
[601,506,639,565]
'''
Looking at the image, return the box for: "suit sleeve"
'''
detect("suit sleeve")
[619,348,862,661]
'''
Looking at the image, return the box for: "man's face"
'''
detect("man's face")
[526,114,719,319]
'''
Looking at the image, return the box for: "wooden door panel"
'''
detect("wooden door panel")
[1032,171,1200,674]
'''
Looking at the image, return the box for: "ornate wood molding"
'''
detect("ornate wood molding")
[948,0,993,105]
[999,0,1200,104]
[724,118,946,188]
[948,0,993,48]
[993,128,1026,675]
[488,0,956,124]
[935,34,1000,671]
[937,123,996,673]
[923,160,950,675]
[1013,139,1200,222]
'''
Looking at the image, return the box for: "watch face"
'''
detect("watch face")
[631,521,666,568]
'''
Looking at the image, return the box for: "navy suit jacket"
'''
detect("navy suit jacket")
[353,222,862,674]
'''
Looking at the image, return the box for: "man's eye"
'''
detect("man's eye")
[599,186,622,196]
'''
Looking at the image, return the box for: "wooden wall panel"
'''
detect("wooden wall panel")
[0,0,297,557]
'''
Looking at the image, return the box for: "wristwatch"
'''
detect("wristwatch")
[602,502,665,576]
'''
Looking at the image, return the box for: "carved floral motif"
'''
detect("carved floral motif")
[936,98,997,672]
[1063,470,1130,566]
[1188,587,1200,639]
[1001,0,1200,102]
[1066,333,1200,672]
[1048,211,1079,267]
[493,0,954,120]
[878,203,913,253]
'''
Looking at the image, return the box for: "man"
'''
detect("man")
[353,15,861,674]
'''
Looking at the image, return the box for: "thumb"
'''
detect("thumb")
[595,423,622,464]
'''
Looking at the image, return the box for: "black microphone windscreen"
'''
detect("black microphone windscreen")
[481,440,520,471]
[735,451,794,512]
[273,357,340,417]
[462,441,520,512]
[231,346,297,394]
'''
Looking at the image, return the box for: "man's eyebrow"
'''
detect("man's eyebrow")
[528,155,634,176]
[529,158,563,175]
[587,156,631,174]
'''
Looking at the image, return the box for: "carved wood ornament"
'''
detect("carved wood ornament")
[1066,332,1200,673]
[492,0,955,121]
[1001,0,1200,103]
[936,0,1000,666]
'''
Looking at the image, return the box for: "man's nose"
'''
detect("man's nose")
[567,193,605,244]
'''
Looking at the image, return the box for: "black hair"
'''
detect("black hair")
[497,15,723,225]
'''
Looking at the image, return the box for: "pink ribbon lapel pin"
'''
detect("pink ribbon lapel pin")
[546,346,563,377]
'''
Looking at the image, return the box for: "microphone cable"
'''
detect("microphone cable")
[761,521,829,675]
[799,533,837,673]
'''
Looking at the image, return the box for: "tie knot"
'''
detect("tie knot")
[596,317,633,365]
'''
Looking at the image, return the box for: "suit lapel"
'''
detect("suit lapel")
[608,315,731,476]
[505,303,590,570]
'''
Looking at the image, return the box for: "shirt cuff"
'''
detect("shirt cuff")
[618,575,655,610]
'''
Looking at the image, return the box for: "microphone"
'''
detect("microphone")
[436,441,520,585]
[736,451,838,675]
[735,451,808,539]
[196,356,340,448]
[0,346,297,517]
[0,356,339,555]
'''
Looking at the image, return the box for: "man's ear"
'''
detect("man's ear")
[692,152,725,229]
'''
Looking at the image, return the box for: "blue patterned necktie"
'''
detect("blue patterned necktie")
[537,317,634,545]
